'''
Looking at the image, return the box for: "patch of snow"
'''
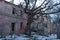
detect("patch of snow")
[15,35,31,40]
[48,34,57,40]
[0,34,58,40]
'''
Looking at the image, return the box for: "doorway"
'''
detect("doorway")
[11,23,15,32]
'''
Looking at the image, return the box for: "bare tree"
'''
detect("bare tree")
[22,0,60,36]
[4,0,60,36]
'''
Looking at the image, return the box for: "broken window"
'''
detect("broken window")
[12,8,15,14]
[20,22,23,29]
[11,23,15,32]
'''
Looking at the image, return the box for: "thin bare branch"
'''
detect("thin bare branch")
[24,0,30,13]
[43,3,60,12]
[33,0,46,11]
[34,9,60,15]
[44,9,60,15]
[34,10,43,15]
[24,0,29,9]
[33,0,51,13]
[32,0,37,10]
[41,0,51,9]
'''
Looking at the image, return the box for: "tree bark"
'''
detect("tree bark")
[27,14,33,36]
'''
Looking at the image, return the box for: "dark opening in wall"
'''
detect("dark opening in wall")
[12,8,15,14]
[20,11,23,16]
[20,22,23,29]
[11,23,15,32]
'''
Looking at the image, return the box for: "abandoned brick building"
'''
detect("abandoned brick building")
[0,0,58,36]
[0,0,28,35]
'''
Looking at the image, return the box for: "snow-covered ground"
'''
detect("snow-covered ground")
[0,32,59,40]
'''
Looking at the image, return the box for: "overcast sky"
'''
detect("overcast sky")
[5,0,45,6]
[5,0,60,7]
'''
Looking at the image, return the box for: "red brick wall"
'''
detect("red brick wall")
[0,1,28,35]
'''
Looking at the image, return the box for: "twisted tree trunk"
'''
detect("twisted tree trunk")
[27,14,34,36]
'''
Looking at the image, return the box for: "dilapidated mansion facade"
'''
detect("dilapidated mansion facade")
[0,0,28,35]
[0,0,57,35]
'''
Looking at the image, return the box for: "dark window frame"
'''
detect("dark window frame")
[20,22,23,29]
[11,23,15,32]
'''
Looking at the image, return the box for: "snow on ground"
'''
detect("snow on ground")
[0,32,59,40]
